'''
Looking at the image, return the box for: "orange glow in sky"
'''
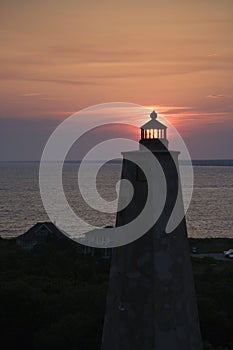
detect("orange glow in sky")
[0,0,233,160]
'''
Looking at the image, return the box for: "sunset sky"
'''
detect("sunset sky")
[0,0,233,160]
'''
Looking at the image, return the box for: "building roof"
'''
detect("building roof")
[141,111,166,130]
[17,222,65,242]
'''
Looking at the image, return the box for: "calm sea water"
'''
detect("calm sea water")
[0,162,232,238]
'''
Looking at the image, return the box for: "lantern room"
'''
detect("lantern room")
[139,111,168,150]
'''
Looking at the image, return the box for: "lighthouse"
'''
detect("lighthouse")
[101,111,203,350]
[140,110,168,149]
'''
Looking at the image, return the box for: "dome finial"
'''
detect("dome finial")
[150,111,157,120]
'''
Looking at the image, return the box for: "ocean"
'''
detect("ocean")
[0,162,232,239]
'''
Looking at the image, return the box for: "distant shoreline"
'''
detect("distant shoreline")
[191,159,233,166]
[0,159,233,166]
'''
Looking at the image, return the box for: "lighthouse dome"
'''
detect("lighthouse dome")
[140,111,168,150]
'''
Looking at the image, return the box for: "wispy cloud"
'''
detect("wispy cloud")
[0,72,101,86]
[22,92,42,97]
[206,94,226,99]
[22,93,57,101]
[1,45,233,78]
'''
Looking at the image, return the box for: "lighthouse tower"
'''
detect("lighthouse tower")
[101,111,203,350]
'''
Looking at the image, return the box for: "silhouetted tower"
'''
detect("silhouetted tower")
[101,111,203,350]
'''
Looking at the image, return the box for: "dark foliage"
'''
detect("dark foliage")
[0,238,233,349]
